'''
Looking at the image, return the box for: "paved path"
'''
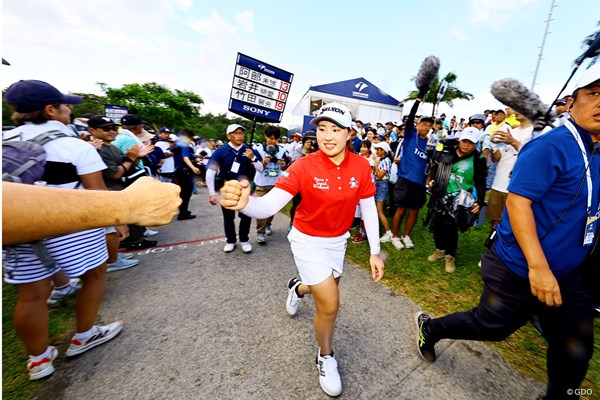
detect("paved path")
[34,187,545,400]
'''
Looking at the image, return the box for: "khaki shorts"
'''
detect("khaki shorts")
[487,189,508,220]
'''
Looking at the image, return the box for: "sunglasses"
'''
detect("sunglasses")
[98,126,118,131]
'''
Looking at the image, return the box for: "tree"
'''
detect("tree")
[102,82,204,130]
[404,72,474,117]
[71,93,108,117]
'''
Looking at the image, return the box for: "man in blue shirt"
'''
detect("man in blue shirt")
[414,64,600,400]
[206,124,263,253]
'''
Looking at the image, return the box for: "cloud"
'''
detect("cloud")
[234,10,254,33]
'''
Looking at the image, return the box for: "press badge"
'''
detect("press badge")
[584,216,597,246]
[231,161,240,174]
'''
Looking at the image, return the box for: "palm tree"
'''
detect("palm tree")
[404,72,474,117]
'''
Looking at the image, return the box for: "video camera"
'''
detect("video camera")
[265,144,279,162]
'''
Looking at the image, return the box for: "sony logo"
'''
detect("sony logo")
[243,104,271,116]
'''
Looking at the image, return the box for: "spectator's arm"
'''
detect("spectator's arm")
[2,178,181,245]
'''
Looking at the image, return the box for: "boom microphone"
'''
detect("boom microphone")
[490,78,553,123]
[415,56,441,94]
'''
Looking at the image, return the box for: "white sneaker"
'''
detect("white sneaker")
[401,235,414,249]
[316,349,342,397]
[379,231,392,243]
[240,242,252,253]
[223,243,236,253]
[144,228,159,237]
[107,258,140,272]
[65,321,124,357]
[391,237,405,250]
[28,346,58,380]
[286,278,302,316]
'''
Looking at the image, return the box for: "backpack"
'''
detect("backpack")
[2,129,77,270]
[2,130,73,184]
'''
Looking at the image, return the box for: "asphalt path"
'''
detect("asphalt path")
[34,186,545,400]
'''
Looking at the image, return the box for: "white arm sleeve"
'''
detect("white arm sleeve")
[359,196,381,255]
[206,168,217,195]
[241,187,294,219]
[253,160,264,172]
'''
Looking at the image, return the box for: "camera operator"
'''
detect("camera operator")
[254,125,289,244]
[425,127,487,272]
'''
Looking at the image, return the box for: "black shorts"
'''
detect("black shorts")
[393,177,427,209]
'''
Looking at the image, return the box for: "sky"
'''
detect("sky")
[2,0,599,129]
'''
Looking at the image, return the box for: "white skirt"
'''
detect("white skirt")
[287,226,350,285]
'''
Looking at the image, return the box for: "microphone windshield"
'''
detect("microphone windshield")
[491,78,552,122]
[416,56,440,92]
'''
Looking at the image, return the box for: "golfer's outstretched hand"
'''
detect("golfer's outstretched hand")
[220,179,251,210]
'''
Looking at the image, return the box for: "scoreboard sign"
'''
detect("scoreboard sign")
[105,104,128,123]
[228,53,294,123]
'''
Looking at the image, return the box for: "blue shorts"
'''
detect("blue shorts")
[375,180,389,202]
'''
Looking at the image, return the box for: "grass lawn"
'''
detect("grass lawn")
[3,205,599,399]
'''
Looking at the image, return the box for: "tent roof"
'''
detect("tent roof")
[309,77,400,106]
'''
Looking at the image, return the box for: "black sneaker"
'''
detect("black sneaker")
[177,214,196,220]
[414,311,436,362]
[126,239,157,250]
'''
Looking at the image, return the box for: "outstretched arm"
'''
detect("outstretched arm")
[3,177,181,245]
[220,180,292,218]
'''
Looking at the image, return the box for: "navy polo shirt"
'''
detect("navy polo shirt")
[396,122,429,186]
[207,143,259,180]
[495,120,600,278]
[173,143,192,169]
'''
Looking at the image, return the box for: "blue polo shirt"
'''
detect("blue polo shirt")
[207,143,260,180]
[173,143,192,169]
[495,119,600,278]
[396,122,429,186]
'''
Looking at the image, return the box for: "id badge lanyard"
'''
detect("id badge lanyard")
[564,120,600,246]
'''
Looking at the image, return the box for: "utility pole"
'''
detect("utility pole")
[531,0,556,90]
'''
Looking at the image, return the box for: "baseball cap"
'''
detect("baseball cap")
[350,122,359,132]
[87,115,117,128]
[574,63,600,90]
[459,127,481,143]
[469,114,486,123]
[226,124,246,134]
[310,102,352,129]
[419,116,435,124]
[120,114,145,126]
[372,141,391,154]
[303,130,317,140]
[377,134,386,141]
[159,127,171,133]
[5,80,82,113]
[168,134,178,142]
[292,132,302,138]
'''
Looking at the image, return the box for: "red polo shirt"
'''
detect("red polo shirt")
[276,150,376,237]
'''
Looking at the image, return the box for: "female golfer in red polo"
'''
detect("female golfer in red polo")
[220,103,385,397]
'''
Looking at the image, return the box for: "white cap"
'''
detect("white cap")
[350,122,359,132]
[459,127,481,143]
[574,63,600,90]
[226,124,246,134]
[168,134,178,142]
[372,141,391,154]
[310,102,352,129]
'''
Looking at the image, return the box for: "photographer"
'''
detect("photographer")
[254,125,289,243]
[426,127,487,273]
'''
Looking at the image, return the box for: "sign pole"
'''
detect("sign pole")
[249,117,257,144]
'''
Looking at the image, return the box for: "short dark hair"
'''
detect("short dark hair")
[264,125,281,139]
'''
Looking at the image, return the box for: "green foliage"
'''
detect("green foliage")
[102,82,204,131]
[405,72,474,116]
[71,92,108,117]
[2,94,15,127]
